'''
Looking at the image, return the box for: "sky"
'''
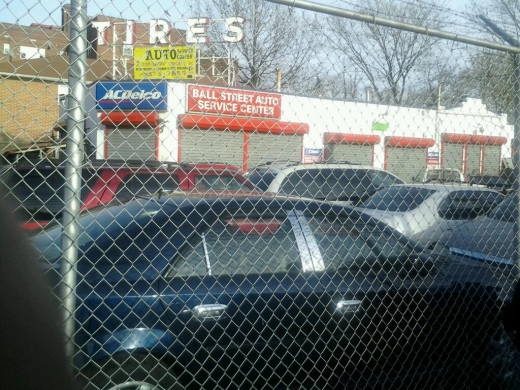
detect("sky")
[2,0,470,29]
[1,0,190,26]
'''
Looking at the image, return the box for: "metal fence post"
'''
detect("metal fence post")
[60,0,88,360]
[513,53,520,271]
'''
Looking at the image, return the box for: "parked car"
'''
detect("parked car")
[354,183,504,248]
[247,162,404,204]
[432,192,517,268]
[469,174,512,194]
[0,159,255,230]
[32,193,514,389]
[430,192,520,367]
[413,167,468,184]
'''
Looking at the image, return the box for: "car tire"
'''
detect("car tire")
[78,353,183,390]
[483,325,520,390]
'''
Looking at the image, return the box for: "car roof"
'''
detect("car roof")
[92,193,421,243]
[386,183,501,192]
[251,162,391,176]
[425,167,461,172]
[280,163,380,172]
[9,158,243,173]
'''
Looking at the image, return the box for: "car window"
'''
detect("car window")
[426,169,460,182]
[116,173,180,198]
[171,215,301,277]
[307,214,415,269]
[369,170,404,187]
[278,168,388,201]
[442,170,461,181]
[489,193,517,222]
[306,216,377,269]
[247,170,277,191]
[438,190,503,220]
[279,169,327,198]
[0,167,98,217]
[194,174,252,191]
[359,187,437,211]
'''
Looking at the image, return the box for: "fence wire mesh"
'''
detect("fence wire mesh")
[1,0,520,389]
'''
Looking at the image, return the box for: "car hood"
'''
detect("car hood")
[438,217,515,267]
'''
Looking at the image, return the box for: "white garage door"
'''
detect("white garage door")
[386,147,427,183]
[466,144,482,175]
[443,143,464,172]
[326,144,373,165]
[106,126,157,161]
[483,145,501,175]
[180,129,244,168]
[248,133,303,167]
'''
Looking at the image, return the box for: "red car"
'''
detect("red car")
[0,159,255,230]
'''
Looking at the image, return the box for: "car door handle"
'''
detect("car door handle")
[192,304,228,320]
[336,299,361,313]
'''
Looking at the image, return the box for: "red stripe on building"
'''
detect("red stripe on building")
[178,114,309,135]
[442,133,507,145]
[385,136,434,148]
[323,133,380,145]
[100,112,160,127]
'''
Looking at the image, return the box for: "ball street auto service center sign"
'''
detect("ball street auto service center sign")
[134,46,196,80]
[187,85,282,119]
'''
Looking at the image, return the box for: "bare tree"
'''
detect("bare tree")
[190,0,320,92]
[470,0,520,41]
[462,0,518,122]
[325,0,450,105]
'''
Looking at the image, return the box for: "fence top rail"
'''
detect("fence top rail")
[266,0,520,54]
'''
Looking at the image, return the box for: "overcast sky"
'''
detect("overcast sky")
[2,0,469,28]
[2,0,189,26]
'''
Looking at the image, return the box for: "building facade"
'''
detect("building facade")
[0,6,235,155]
[79,81,512,182]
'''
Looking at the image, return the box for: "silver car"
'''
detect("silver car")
[355,183,504,248]
[432,192,517,268]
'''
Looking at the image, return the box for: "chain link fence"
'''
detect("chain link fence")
[1,0,520,389]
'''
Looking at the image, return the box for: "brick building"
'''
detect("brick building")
[0,5,235,158]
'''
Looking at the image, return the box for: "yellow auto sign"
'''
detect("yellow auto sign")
[134,46,196,80]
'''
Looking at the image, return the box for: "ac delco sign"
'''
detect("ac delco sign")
[187,85,282,119]
[96,81,168,111]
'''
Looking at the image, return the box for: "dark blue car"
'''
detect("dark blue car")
[31,194,512,390]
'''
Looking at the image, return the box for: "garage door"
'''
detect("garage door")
[443,143,464,172]
[386,147,427,183]
[326,144,373,165]
[466,144,482,175]
[180,129,244,167]
[483,145,501,175]
[248,133,303,167]
[106,126,157,161]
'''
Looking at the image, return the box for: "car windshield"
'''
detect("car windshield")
[428,169,460,182]
[488,193,517,222]
[359,186,437,211]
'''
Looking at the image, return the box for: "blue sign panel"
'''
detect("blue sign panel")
[96,81,167,111]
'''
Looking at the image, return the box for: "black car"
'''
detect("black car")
[469,175,512,194]
[31,193,515,390]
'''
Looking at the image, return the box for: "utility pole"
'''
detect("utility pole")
[434,84,442,168]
